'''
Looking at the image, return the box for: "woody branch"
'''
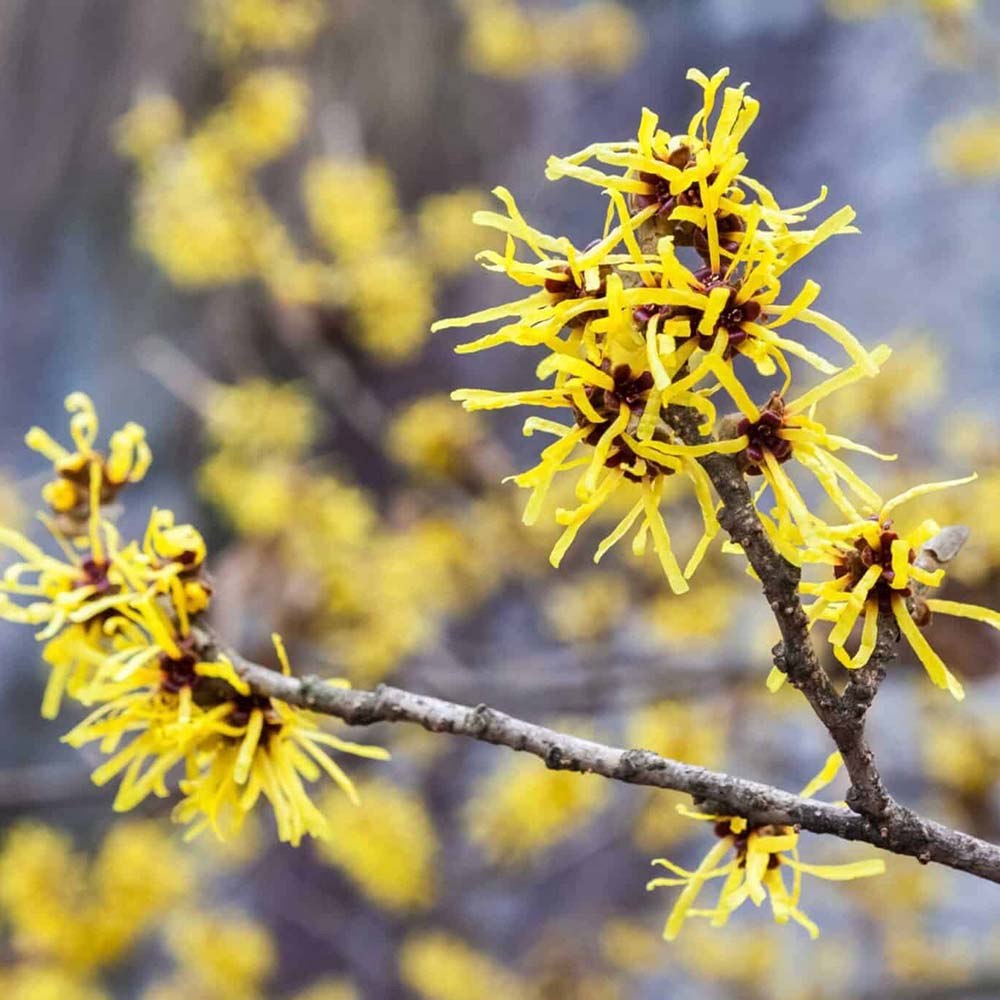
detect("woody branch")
[225,646,1000,884]
[671,402,980,847]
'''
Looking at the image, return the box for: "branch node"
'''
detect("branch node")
[466,702,495,737]
[298,674,323,708]
[545,743,570,770]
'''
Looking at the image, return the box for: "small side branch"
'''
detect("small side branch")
[671,405,893,817]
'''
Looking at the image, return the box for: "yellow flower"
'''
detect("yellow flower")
[435,71,878,588]
[816,330,944,439]
[302,158,401,260]
[542,570,630,642]
[25,391,150,521]
[932,109,1000,180]
[464,740,609,865]
[798,476,1000,698]
[627,700,727,851]
[883,924,975,986]
[416,189,495,275]
[199,452,299,536]
[921,709,1000,798]
[0,820,191,972]
[200,68,309,168]
[647,753,885,939]
[114,94,185,165]
[194,0,328,56]
[386,394,485,480]
[162,909,274,1000]
[0,498,207,717]
[641,576,737,651]
[131,141,271,286]
[460,0,641,79]
[399,931,527,1000]
[204,378,319,457]
[627,700,725,769]
[0,965,108,1000]
[291,980,361,1000]
[724,347,894,548]
[344,250,436,360]
[826,0,893,17]
[75,632,390,846]
[315,777,439,912]
[1,393,388,845]
[437,205,728,589]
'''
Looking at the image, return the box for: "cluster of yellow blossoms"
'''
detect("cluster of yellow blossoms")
[0,819,361,1000]
[116,0,488,362]
[192,0,329,58]
[436,66,1000,937]
[0,821,191,981]
[198,378,516,685]
[0,394,387,845]
[459,0,641,79]
[647,754,885,939]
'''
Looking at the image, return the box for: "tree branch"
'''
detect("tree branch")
[223,647,1000,883]
[670,404,894,818]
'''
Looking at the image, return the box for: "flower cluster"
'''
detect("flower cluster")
[315,777,439,912]
[435,68,878,588]
[198,378,515,685]
[647,754,885,939]
[116,16,489,363]
[796,479,1000,700]
[0,820,191,976]
[459,0,642,79]
[0,393,387,845]
[436,65,1000,938]
[437,65,1000,695]
[193,0,329,57]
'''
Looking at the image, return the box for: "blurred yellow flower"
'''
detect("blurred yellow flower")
[316,777,439,912]
[542,570,630,643]
[343,251,436,360]
[113,94,185,165]
[303,159,402,261]
[460,0,641,78]
[194,0,328,56]
[816,331,944,439]
[399,931,527,1000]
[416,189,493,275]
[641,577,737,650]
[0,966,108,1000]
[132,142,267,286]
[932,109,1000,180]
[826,0,893,17]
[922,708,1000,798]
[201,69,310,167]
[205,378,319,458]
[464,741,610,865]
[884,924,976,985]
[627,700,728,851]
[163,910,275,1000]
[386,395,485,480]
[626,700,725,769]
[291,979,361,1000]
[0,821,191,973]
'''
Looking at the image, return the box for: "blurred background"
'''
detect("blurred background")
[0,0,999,997]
